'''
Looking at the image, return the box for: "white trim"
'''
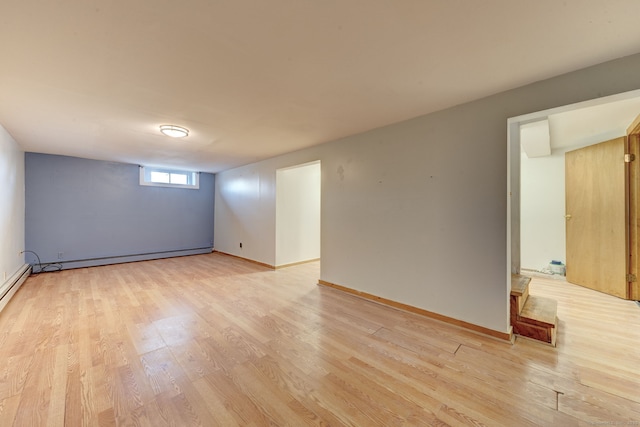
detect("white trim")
[0,264,31,313]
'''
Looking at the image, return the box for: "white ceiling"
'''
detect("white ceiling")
[2,1,640,173]
[519,94,640,157]
[549,96,640,151]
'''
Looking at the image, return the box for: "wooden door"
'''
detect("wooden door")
[565,137,629,299]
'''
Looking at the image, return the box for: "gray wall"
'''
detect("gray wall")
[25,153,214,269]
[215,53,640,335]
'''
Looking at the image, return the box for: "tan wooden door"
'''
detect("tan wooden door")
[565,137,629,299]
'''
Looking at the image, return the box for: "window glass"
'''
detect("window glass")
[150,171,170,183]
[140,167,200,189]
[170,173,188,185]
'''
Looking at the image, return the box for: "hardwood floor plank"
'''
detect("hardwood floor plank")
[0,353,32,401]
[47,344,67,426]
[125,322,166,356]
[192,377,241,427]
[12,386,51,426]
[579,366,640,404]
[1,254,638,425]
[233,361,316,426]
[247,354,346,426]
[168,338,220,382]
[97,407,116,426]
[329,357,443,426]
[0,395,20,427]
[201,369,273,426]
[558,392,639,425]
[372,326,458,357]
[89,364,113,416]
[139,346,186,397]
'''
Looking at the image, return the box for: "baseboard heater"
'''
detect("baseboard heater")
[50,246,213,270]
[0,264,31,313]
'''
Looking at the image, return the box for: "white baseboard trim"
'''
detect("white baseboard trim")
[0,264,31,313]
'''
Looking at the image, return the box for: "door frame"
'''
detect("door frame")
[627,117,640,300]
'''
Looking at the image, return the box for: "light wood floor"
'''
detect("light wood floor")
[0,253,639,426]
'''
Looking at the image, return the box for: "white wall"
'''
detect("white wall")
[276,161,321,267]
[215,53,640,334]
[0,124,25,283]
[215,153,322,267]
[520,151,566,271]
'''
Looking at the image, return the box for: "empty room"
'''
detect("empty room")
[1,1,640,425]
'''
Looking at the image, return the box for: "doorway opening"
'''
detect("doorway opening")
[508,89,640,300]
[275,160,321,268]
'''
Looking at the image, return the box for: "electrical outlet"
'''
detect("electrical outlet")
[58,252,64,259]
[3,272,6,281]
[239,242,243,249]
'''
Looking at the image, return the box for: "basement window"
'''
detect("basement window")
[139,166,200,189]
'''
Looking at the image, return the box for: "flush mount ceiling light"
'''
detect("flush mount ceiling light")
[159,124,189,138]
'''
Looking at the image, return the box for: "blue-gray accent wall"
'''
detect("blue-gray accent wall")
[25,153,214,269]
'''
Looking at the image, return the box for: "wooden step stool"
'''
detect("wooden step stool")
[511,274,558,346]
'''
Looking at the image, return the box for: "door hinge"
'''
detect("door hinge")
[627,273,637,282]
[625,153,636,162]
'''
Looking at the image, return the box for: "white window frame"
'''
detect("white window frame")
[139,166,200,189]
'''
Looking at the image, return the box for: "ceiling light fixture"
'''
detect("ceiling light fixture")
[160,124,189,138]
